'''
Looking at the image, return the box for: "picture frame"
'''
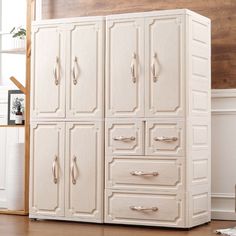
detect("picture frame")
[8,90,25,125]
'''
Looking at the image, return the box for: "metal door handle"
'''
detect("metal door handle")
[72,56,78,85]
[71,155,77,185]
[151,53,159,82]
[52,155,58,184]
[130,53,137,83]
[53,57,59,85]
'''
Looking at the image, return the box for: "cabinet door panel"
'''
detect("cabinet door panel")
[30,123,64,217]
[106,18,144,117]
[66,20,104,118]
[145,16,185,117]
[65,122,103,222]
[31,25,65,119]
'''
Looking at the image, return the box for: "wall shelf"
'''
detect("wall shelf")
[0,125,25,128]
[0,48,26,55]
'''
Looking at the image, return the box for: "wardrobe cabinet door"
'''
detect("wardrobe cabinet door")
[65,122,103,222]
[106,17,144,118]
[66,20,104,118]
[31,25,66,119]
[30,122,65,217]
[145,16,185,118]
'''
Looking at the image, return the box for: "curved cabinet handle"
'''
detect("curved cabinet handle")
[53,57,60,86]
[71,156,77,185]
[113,136,135,142]
[151,53,160,83]
[130,206,158,212]
[72,56,78,85]
[130,171,159,176]
[52,155,58,184]
[154,136,178,142]
[130,53,137,83]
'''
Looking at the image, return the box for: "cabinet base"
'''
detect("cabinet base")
[29,214,210,228]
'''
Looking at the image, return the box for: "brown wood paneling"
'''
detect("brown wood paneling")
[42,0,236,89]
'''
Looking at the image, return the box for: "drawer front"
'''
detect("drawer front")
[146,121,185,156]
[106,156,184,191]
[105,190,184,227]
[106,121,144,155]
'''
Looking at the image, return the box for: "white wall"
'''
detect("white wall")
[211,89,236,220]
[0,86,8,124]
[0,0,26,86]
[0,127,25,209]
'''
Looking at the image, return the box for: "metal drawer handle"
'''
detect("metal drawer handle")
[72,56,78,85]
[53,57,60,85]
[154,136,178,142]
[130,53,137,83]
[130,171,159,176]
[130,206,158,212]
[151,53,160,83]
[52,155,58,184]
[71,156,77,185]
[113,136,135,142]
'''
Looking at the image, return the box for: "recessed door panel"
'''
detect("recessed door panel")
[65,122,103,222]
[31,25,65,119]
[67,21,104,118]
[30,122,65,217]
[106,18,144,117]
[145,16,184,117]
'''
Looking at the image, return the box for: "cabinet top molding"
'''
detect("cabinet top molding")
[32,9,210,26]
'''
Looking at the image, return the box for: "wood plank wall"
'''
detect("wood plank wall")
[42,0,236,89]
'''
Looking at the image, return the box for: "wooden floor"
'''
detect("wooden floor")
[0,215,235,236]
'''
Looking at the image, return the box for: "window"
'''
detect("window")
[0,0,26,86]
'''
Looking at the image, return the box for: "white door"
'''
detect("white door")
[65,122,103,222]
[31,24,65,119]
[106,17,144,118]
[66,19,104,118]
[145,16,184,117]
[30,122,65,217]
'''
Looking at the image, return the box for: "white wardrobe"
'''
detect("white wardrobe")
[30,9,211,228]
[30,17,104,222]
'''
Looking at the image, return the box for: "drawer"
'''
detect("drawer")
[146,121,185,156]
[105,190,185,227]
[106,156,184,191]
[106,121,144,155]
